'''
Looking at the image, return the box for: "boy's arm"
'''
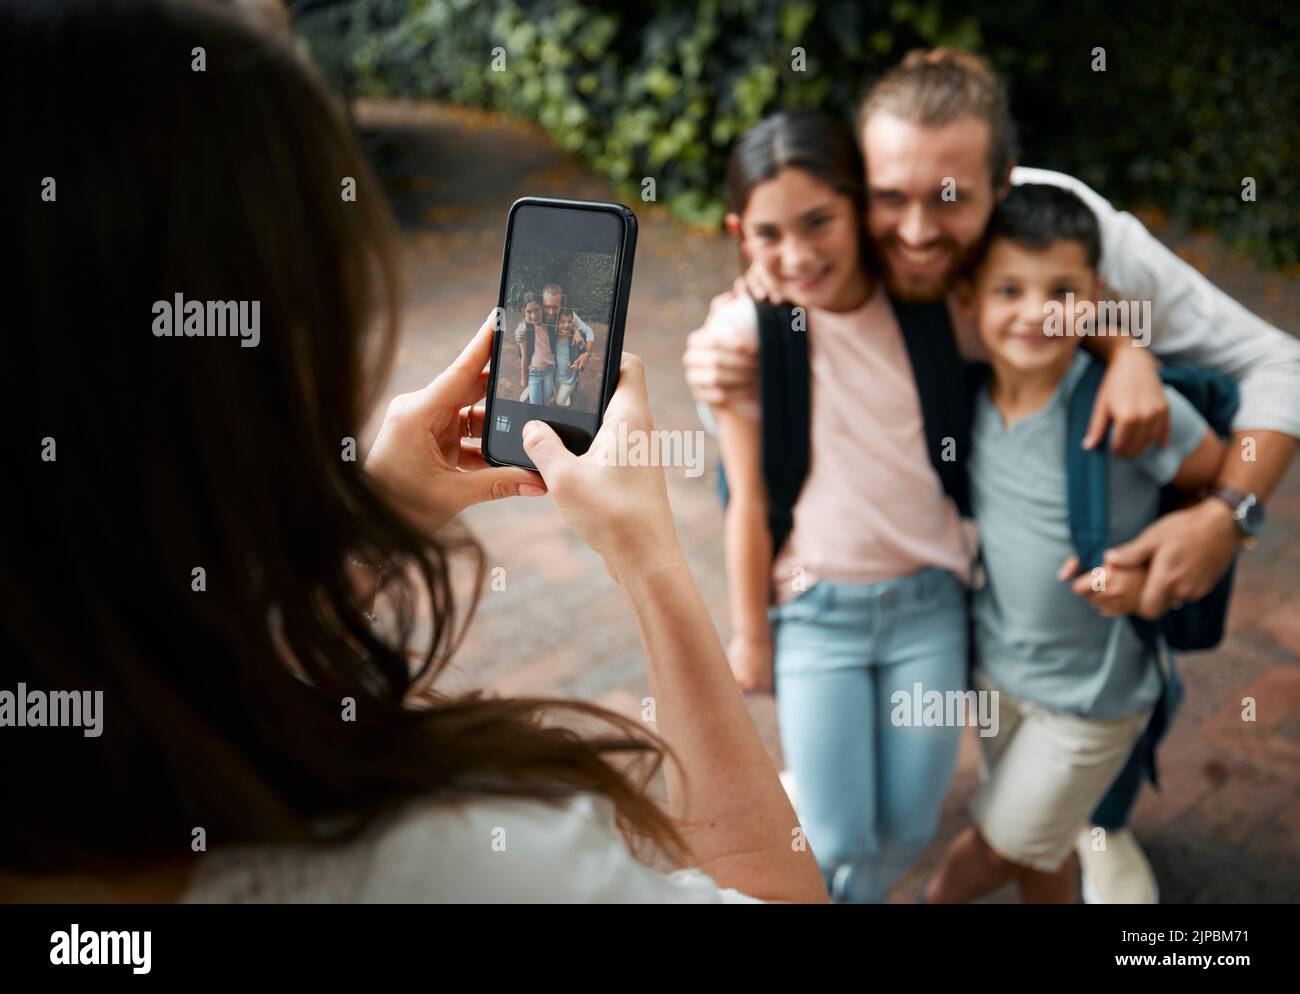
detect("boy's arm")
[715,402,775,692]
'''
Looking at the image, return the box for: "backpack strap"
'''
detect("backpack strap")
[756,300,811,562]
[1065,353,1169,791]
[887,296,974,517]
[1065,355,1111,571]
[1064,355,1166,644]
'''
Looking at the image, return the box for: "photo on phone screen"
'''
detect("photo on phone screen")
[484,198,635,470]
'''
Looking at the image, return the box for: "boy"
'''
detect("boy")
[553,308,588,408]
[924,185,1225,903]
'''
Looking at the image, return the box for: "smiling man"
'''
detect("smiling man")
[684,48,1300,903]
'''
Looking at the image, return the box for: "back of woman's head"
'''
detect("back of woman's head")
[4,0,682,874]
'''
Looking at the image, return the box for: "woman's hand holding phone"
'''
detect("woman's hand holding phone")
[364,311,547,534]
[367,316,685,588]
[521,351,685,586]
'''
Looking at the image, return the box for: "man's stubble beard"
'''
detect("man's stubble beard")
[867,235,983,303]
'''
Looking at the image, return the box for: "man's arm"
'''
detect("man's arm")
[1077,336,1171,455]
[1107,429,1298,617]
[571,314,595,367]
[1016,166,1300,440]
[573,312,595,341]
[1072,425,1226,618]
[1216,430,1299,501]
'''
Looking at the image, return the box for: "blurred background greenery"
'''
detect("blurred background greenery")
[506,249,616,317]
[295,0,1299,266]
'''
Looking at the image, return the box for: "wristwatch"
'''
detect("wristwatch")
[1210,486,1264,549]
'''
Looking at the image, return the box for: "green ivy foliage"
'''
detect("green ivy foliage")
[505,251,616,318]
[297,0,1299,266]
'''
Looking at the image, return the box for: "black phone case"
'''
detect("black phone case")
[482,196,637,471]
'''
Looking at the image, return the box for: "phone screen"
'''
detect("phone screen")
[484,200,632,468]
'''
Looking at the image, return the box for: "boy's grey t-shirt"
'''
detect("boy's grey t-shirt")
[970,352,1209,718]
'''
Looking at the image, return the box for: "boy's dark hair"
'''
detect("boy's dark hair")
[982,183,1102,269]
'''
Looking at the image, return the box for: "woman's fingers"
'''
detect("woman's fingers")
[521,419,576,480]
[600,353,651,431]
[458,439,486,470]
[458,439,535,483]
[459,403,486,440]
[425,310,500,409]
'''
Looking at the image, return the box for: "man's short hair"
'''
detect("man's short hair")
[858,47,1018,183]
[541,284,564,299]
[982,183,1102,270]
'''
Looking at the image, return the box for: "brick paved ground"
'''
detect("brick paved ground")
[357,99,1300,903]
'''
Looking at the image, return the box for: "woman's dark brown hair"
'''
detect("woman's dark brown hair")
[2,0,686,877]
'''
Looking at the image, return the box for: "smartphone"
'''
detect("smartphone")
[482,196,637,470]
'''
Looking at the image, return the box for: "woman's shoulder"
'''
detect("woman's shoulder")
[181,792,764,904]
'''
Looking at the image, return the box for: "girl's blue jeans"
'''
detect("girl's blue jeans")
[771,567,968,903]
[527,365,556,405]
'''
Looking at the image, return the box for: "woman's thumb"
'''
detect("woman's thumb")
[521,419,573,478]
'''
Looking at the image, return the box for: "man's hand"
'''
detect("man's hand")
[1101,498,1241,618]
[738,264,782,304]
[1061,554,1149,618]
[682,284,760,408]
[571,352,589,371]
[1084,345,1171,456]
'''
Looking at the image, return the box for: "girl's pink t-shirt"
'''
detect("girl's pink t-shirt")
[710,285,973,603]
